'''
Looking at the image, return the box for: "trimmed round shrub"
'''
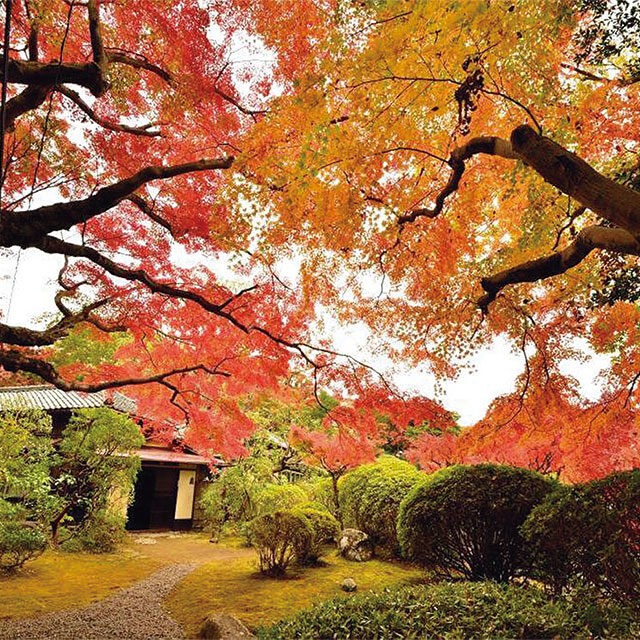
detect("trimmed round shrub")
[259,581,639,640]
[522,469,640,608]
[253,483,309,517]
[0,521,46,572]
[339,456,422,553]
[251,510,313,576]
[398,464,556,581]
[293,507,340,565]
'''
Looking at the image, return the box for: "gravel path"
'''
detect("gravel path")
[0,563,196,640]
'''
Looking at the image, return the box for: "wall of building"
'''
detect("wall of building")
[191,466,210,530]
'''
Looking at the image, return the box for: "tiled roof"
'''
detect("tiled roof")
[0,385,137,414]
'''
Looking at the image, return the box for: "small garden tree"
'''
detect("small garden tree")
[251,510,313,576]
[46,408,143,547]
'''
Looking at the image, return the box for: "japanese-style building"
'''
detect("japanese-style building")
[0,384,212,531]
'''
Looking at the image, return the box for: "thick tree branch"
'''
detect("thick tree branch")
[478,225,640,311]
[0,350,230,391]
[0,57,107,96]
[0,156,234,247]
[4,85,49,131]
[87,0,106,69]
[511,125,640,238]
[0,295,118,347]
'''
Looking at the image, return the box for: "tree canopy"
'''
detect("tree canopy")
[1,0,639,477]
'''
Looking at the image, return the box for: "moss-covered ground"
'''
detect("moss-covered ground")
[164,548,428,637]
[0,533,426,635]
[0,533,247,620]
[0,548,158,619]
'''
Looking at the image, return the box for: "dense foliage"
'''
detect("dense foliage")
[0,520,46,572]
[0,501,46,572]
[251,510,314,576]
[522,469,640,608]
[398,464,556,581]
[339,457,422,553]
[259,581,639,640]
[292,506,340,565]
[0,411,53,512]
[0,409,141,555]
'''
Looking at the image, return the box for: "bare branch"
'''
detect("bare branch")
[126,194,175,237]
[213,86,267,119]
[105,50,172,84]
[398,136,517,225]
[32,235,251,334]
[57,85,161,136]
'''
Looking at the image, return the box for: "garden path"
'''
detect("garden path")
[0,534,254,639]
[0,562,196,639]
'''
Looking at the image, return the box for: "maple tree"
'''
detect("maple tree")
[1,0,639,473]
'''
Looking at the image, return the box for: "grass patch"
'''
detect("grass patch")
[165,548,427,637]
[0,548,157,619]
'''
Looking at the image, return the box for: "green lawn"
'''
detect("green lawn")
[165,548,428,637]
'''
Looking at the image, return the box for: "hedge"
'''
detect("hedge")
[339,456,422,552]
[398,464,556,581]
[259,581,639,639]
[522,468,640,608]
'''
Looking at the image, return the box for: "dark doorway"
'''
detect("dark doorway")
[126,467,179,530]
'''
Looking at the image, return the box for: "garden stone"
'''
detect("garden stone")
[341,577,357,592]
[338,528,373,562]
[199,613,255,639]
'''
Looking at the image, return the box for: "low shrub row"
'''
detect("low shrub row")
[259,581,639,639]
